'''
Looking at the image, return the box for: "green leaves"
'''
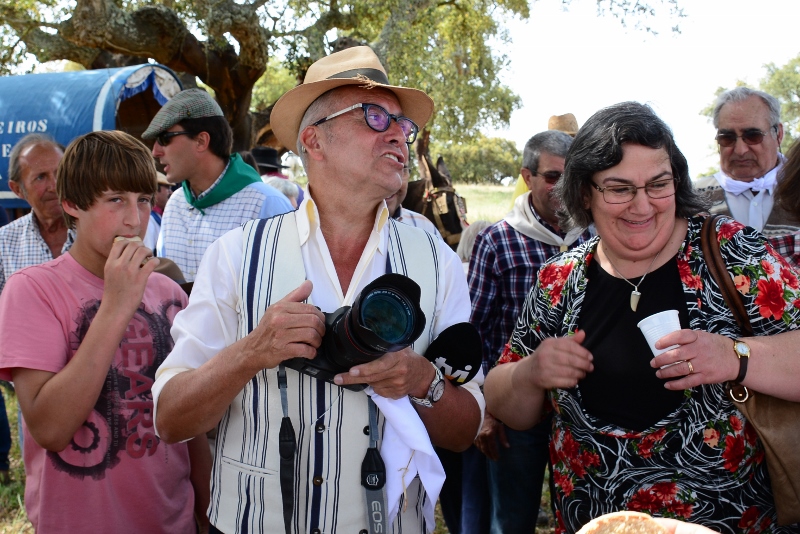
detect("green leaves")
[432,134,521,184]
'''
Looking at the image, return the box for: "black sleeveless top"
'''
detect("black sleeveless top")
[577,255,689,431]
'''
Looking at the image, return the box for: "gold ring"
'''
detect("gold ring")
[140,256,153,268]
[687,361,694,374]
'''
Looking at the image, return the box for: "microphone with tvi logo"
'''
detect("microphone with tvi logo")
[424,322,482,385]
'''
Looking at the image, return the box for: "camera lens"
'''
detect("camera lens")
[359,289,415,344]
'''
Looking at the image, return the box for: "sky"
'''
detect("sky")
[485,0,800,179]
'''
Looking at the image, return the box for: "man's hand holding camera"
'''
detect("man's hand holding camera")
[242,280,326,372]
[333,346,434,399]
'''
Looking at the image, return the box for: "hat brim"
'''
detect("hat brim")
[258,163,289,170]
[271,78,434,151]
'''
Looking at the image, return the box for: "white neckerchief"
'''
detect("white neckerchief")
[504,192,584,250]
[714,154,785,195]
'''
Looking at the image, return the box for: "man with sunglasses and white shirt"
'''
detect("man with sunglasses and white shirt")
[694,87,797,241]
[151,47,483,534]
[142,89,292,282]
[467,129,593,534]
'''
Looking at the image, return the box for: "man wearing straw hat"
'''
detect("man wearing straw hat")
[152,46,484,534]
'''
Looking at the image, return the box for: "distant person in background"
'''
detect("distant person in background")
[510,113,579,207]
[264,176,299,209]
[470,129,593,534]
[0,134,73,455]
[776,138,800,218]
[252,146,305,205]
[238,150,260,172]
[387,166,443,239]
[1,134,72,294]
[435,217,491,534]
[694,87,796,238]
[143,172,170,252]
[457,220,492,272]
[0,383,9,484]
[772,138,800,266]
[144,89,293,282]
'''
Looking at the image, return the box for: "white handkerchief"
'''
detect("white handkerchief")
[366,387,445,532]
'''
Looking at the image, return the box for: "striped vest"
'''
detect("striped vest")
[208,212,441,534]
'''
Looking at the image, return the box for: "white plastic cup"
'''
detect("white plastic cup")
[637,310,681,358]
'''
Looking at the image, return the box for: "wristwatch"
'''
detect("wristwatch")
[733,340,750,383]
[409,363,445,408]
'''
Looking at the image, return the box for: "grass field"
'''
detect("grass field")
[457,183,516,225]
[0,183,538,534]
[0,387,31,534]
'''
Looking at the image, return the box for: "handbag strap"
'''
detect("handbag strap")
[700,215,753,402]
[700,215,754,336]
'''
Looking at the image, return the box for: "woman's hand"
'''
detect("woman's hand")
[525,330,594,390]
[485,331,592,431]
[650,329,738,390]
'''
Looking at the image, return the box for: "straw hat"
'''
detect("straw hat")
[271,46,434,150]
[547,113,579,136]
[156,172,170,186]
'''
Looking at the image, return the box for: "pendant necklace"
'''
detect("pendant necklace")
[601,241,663,312]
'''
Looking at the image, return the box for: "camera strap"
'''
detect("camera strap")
[277,365,296,534]
[362,398,388,534]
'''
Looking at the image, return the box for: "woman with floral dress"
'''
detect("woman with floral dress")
[484,102,800,534]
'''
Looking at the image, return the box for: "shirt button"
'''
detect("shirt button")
[360,530,368,534]
[363,426,370,435]
[312,529,321,534]
[313,476,324,486]
[315,423,325,433]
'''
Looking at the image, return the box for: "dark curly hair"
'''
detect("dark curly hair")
[556,101,708,230]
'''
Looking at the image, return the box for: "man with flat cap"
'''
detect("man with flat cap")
[152,47,484,534]
[143,88,292,282]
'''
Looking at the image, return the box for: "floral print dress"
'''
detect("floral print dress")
[499,216,800,534]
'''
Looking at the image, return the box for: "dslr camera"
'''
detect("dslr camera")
[283,273,426,391]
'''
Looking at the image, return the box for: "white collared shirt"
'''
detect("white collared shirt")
[712,158,784,232]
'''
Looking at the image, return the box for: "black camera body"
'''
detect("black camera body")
[283,273,426,391]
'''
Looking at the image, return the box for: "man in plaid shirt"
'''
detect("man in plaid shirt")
[467,130,593,534]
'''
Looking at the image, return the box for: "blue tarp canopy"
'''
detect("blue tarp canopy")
[0,64,182,208]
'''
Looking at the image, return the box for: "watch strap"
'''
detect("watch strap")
[409,363,443,407]
[735,342,749,383]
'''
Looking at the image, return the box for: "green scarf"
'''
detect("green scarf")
[182,153,261,215]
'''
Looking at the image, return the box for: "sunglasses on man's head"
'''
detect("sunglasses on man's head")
[157,130,192,147]
[715,126,777,148]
